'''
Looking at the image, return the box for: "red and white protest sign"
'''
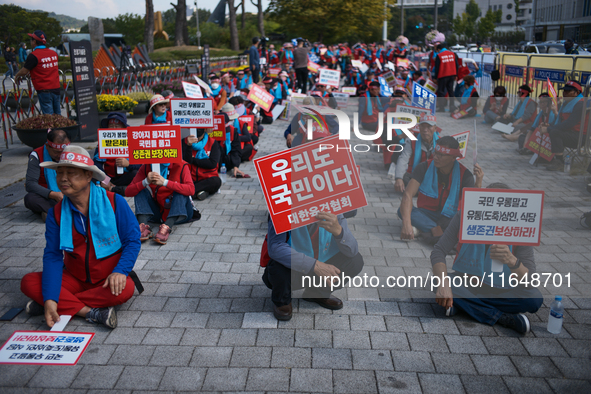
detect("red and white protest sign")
[451,130,470,159]
[238,115,256,135]
[459,188,544,246]
[307,61,321,74]
[127,125,183,165]
[97,129,127,159]
[247,84,274,112]
[0,331,94,365]
[181,81,204,98]
[170,98,214,128]
[210,115,226,142]
[318,68,341,89]
[451,108,473,119]
[268,67,281,78]
[525,129,554,161]
[547,77,558,109]
[254,134,368,234]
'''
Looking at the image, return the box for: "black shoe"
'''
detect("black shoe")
[303,296,343,310]
[497,313,530,334]
[273,303,292,321]
[26,300,44,316]
[86,307,117,329]
[196,191,209,201]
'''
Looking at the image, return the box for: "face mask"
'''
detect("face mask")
[211,83,220,90]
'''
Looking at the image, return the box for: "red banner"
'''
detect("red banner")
[525,129,555,161]
[254,134,368,234]
[268,67,281,78]
[238,115,256,136]
[210,115,226,142]
[247,84,274,112]
[127,125,183,165]
[547,77,558,109]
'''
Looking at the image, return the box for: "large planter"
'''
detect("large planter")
[12,124,80,149]
[5,96,38,110]
[128,100,150,118]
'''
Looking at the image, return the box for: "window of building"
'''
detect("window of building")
[507,14,512,20]
[493,5,497,11]
[507,3,513,9]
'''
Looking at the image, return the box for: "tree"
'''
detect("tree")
[114,14,145,46]
[465,0,480,21]
[227,0,240,50]
[144,0,154,52]
[452,0,480,42]
[0,4,62,47]
[514,0,520,27]
[250,0,265,36]
[171,0,188,46]
[476,9,496,41]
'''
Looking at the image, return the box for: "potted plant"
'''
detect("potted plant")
[152,80,185,97]
[71,94,138,124]
[125,91,154,117]
[12,114,79,149]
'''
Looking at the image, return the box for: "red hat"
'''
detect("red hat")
[28,30,47,44]
[262,77,274,84]
[559,80,582,92]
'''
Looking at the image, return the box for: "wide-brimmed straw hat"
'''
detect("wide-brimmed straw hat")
[40,145,106,181]
[148,94,169,114]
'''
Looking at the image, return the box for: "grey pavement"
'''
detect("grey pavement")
[0,102,590,393]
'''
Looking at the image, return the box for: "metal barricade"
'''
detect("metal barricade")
[575,77,591,163]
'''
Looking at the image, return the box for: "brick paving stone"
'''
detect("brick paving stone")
[271,347,312,368]
[352,349,394,370]
[333,330,371,349]
[510,355,562,378]
[109,345,156,366]
[460,375,510,394]
[315,314,351,330]
[417,373,464,394]
[407,333,449,353]
[519,337,569,357]
[158,367,205,391]
[312,348,353,370]
[114,366,165,390]
[391,350,435,372]
[256,328,295,347]
[445,335,489,354]
[470,355,519,376]
[501,377,553,394]
[245,368,290,392]
[333,370,378,393]
[375,371,422,394]
[241,312,277,328]
[149,345,194,366]
[546,378,591,393]
[369,332,410,350]
[230,346,272,367]
[0,364,40,387]
[70,365,124,389]
[294,329,332,348]
[419,317,460,335]
[179,328,221,346]
[290,368,332,393]
[481,337,529,356]
[190,346,232,367]
[205,312,244,328]
[201,367,248,391]
[550,356,591,379]
[349,315,386,331]
[218,328,257,346]
[141,328,184,345]
[431,352,477,375]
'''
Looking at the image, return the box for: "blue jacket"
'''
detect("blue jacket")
[249,45,260,69]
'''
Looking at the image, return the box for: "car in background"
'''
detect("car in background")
[524,43,591,55]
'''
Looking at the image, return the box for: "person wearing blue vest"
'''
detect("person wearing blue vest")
[500,85,537,142]
[262,129,364,321]
[394,114,439,193]
[516,93,556,154]
[399,136,479,245]
[540,80,586,171]
[25,129,71,220]
[430,183,544,334]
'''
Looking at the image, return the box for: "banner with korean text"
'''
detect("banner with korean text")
[127,125,183,165]
[0,331,94,365]
[318,68,341,89]
[459,188,544,246]
[254,135,368,234]
[247,84,274,112]
[451,130,470,159]
[170,98,214,128]
[525,129,554,161]
[411,81,436,115]
[210,115,226,142]
[97,129,128,159]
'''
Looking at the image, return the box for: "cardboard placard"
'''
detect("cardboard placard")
[210,115,226,142]
[425,79,438,94]
[318,68,341,89]
[411,81,436,115]
[382,71,397,87]
[451,130,470,159]
[193,75,212,95]
[0,331,94,365]
[307,61,321,74]
[170,98,214,128]
[238,115,256,135]
[272,104,286,120]
[97,129,128,159]
[351,60,363,69]
[268,67,281,78]
[127,125,183,165]
[341,87,357,95]
[279,102,291,121]
[254,134,367,234]
[332,92,350,107]
[492,122,514,134]
[459,188,544,246]
[451,108,473,119]
[525,129,554,161]
[181,81,204,98]
[247,84,275,112]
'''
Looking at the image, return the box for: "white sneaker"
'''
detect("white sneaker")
[387,163,396,179]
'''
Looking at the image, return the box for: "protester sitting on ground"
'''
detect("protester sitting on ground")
[430,182,544,334]
[25,129,70,220]
[540,80,586,171]
[145,94,172,125]
[222,103,258,163]
[454,58,480,99]
[394,114,439,193]
[259,78,276,124]
[500,85,537,142]
[312,83,338,109]
[125,157,195,245]
[399,136,482,244]
[93,113,140,196]
[411,70,426,86]
[237,69,252,90]
[218,108,251,178]
[229,96,265,136]
[221,73,235,96]
[208,74,227,112]
[262,128,364,321]
[516,93,555,155]
[483,86,509,124]
[359,81,388,131]
[452,75,479,117]
[21,145,141,329]
[182,128,222,200]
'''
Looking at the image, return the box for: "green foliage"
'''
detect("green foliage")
[45,12,85,30]
[494,9,503,23]
[465,0,481,21]
[476,9,497,40]
[113,13,145,46]
[0,4,63,47]
[452,0,480,41]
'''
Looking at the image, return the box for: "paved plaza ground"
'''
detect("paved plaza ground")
[0,109,590,393]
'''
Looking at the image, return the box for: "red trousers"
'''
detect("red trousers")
[21,270,134,316]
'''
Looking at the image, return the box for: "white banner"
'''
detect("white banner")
[182,81,204,98]
[318,68,341,89]
[0,331,94,365]
[97,129,128,159]
[170,98,214,128]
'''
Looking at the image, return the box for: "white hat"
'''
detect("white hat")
[40,145,106,181]
[221,103,238,120]
[148,94,170,114]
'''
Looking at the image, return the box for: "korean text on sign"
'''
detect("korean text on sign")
[451,130,470,159]
[411,81,436,115]
[170,98,214,127]
[97,129,128,159]
[210,115,226,142]
[459,188,544,246]
[127,125,183,165]
[0,331,94,365]
[246,84,275,112]
[318,68,341,89]
[254,134,368,234]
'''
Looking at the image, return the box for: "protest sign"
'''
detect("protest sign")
[547,77,558,108]
[425,79,438,94]
[97,129,128,173]
[210,115,226,142]
[379,77,393,97]
[259,57,266,66]
[397,58,410,69]
[318,68,341,89]
[247,84,274,112]
[387,61,395,70]
[279,102,291,121]
[0,331,94,365]
[181,81,204,98]
[375,59,382,70]
[268,67,281,78]
[492,122,514,134]
[411,81,436,115]
[272,104,286,120]
[170,98,214,128]
[341,87,357,95]
[451,108,473,119]
[459,188,544,246]
[307,61,321,74]
[382,71,397,87]
[238,115,256,135]
[525,129,554,161]
[127,125,183,165]
[351,60,363,69]
[254,134,368,234]
[332,92,350,108]
[451,130,470,159]
[394,104,431,128]
[193,75,212,95]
